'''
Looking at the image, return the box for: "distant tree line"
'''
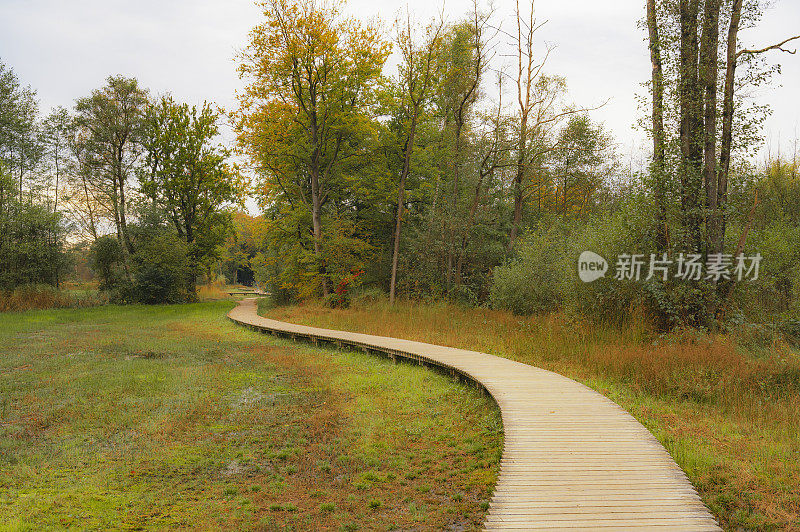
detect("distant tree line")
[0,60,244,302]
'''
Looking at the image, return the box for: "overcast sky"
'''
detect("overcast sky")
[2,0,799,163]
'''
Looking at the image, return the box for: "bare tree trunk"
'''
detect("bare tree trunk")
[53,150,60,214]
[446,123,462,289]
[647,0,668,252]
[701,0,721,254]
[310,167,329,297]
[679,0,703,251]
[80,173,98,240]
[509,110,528,252]
[390,115,418,305]
[111,185,132,281]
[508,0,533,252]
[717,0,742,255]
[562,156,569,219]
[450,121,463,288]
[113,142,134,268]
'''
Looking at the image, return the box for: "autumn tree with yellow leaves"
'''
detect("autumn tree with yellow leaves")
[236,0,390,297]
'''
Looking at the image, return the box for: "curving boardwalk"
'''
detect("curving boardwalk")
[228,299,721,531]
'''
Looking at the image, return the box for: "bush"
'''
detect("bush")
[489,197,720,328]
[450,285,478,307]
[130,233,192,304]
[350,286,386,307]
[490,224,570,315]
[0,201,70,290]
[735,223,800,316]
[324,267,364,309]
[89,235,125,291]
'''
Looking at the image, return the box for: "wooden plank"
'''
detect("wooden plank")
[228,299,721,531]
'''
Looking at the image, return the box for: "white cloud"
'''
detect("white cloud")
[1,0,797,160]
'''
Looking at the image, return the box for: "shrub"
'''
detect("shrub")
[89,235,125,291]
[130,233,192,304]
[324,267,364,309]
[735,223,800,317]
[490,224,569,315]
[450,285,478,307]
[0,201,70,290]
[350,286,386,307]
[488,198,722,328]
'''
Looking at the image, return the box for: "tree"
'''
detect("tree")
[453,81,513,290]
[552,115,613,219]
[0,60,42,200]
[507,0,590,250]
[647,0,799,255]
[646,0,668,251]
[42,106,72,213]
[388,12,444,304]
[141,96,244,297]
[0,190,68,289]
[236,0,390,297]
[73,76,149,272]
[64,125,102,241]
[436,5,493,288]
[644,0,799,322]
[221,212,264,286]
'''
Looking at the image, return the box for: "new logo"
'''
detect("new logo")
[578,251,608,283]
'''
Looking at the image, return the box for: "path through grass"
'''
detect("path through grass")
[262,299,800,531]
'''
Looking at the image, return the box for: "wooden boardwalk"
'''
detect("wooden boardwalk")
[228,299,721,531]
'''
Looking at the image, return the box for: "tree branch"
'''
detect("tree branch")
[737,35,800,57]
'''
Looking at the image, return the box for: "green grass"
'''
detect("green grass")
[0,302,501,530]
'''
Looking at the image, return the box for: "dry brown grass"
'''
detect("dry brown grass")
[262,298,800,531]
[197,281,232,301]
[0,284,106,312]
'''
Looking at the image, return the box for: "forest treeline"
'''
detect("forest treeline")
[0,68,244,303]
[1,0,799,330]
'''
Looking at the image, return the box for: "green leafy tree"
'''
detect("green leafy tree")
[140,96,245,297]
[0,60,43,200]
[221,212,264,286]
[388,12,444,303]
[643,0,799,323]
[551,115,614,219]
[0,196,68,290]
[73,76,149,271]
[41,106,72,213]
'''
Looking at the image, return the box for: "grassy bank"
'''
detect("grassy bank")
[0,302,501,530]
[261,299,800,531]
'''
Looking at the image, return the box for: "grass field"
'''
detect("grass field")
[0,302,502,530]
[262,299,800,531]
